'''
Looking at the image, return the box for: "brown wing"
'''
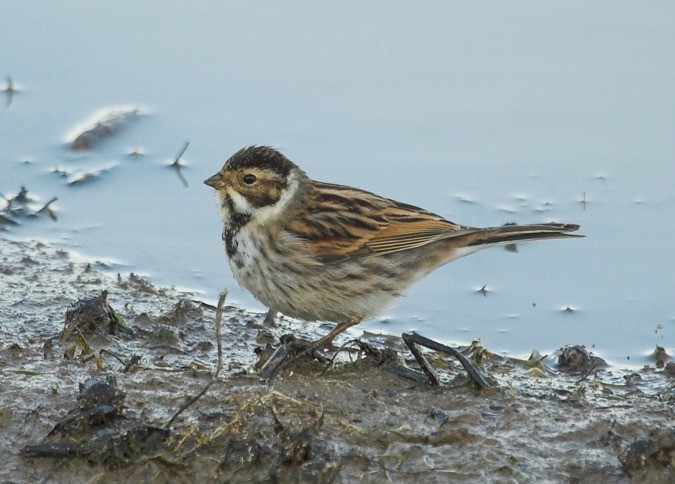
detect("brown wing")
[285,182,467,263]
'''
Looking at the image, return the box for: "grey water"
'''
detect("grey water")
[2,1,674,367]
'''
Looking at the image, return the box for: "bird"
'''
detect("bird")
[204,146,582,350]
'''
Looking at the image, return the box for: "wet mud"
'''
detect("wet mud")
[1,239,673,482]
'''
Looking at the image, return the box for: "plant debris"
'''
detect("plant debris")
[0,186,58,228]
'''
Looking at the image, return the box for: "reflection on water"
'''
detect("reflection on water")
[1,1,674,366]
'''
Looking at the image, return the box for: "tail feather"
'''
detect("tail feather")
[461,223,583,248]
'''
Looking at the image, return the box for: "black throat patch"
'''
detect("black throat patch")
[221,194,252,258]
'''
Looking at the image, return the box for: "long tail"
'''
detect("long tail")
[460,223,583,248]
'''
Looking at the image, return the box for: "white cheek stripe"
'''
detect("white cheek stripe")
[215,191,231,223]
[253,171,300,225]
[227,188,254,214]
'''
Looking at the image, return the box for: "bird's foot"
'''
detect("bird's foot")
[257,334,331,379]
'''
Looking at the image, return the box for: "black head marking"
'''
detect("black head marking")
[225,146,297,178]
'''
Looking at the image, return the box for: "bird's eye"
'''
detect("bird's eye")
[242,174,257,185]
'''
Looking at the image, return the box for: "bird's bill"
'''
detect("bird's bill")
[204,172,225,189]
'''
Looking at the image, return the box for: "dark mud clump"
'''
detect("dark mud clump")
[62,290,130,340]
[1,239,674,482]
[620,428,675,481]
[68,107,141,151]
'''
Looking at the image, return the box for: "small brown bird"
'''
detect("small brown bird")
[205,146,582,349]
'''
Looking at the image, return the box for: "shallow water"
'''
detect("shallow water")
[2,2,674,366]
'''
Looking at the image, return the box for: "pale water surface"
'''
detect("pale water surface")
[2,2,674,366]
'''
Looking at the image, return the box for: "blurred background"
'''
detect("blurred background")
[2,2,673,366]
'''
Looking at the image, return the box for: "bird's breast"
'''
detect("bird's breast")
[227,226,266,273]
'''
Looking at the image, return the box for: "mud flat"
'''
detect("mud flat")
[1,239,673,482]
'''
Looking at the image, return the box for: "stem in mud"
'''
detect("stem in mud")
[164,289,227,429]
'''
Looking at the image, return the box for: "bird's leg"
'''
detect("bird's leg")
[258,317,362,379]
[401,332,491,389]
[262,309,277,326]
[311,317,362,350]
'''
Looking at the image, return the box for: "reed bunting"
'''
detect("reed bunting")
[205,146,582,349]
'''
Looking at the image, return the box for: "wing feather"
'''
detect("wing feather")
[286,182,464,263]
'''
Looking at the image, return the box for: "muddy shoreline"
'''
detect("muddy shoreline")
[1,239,673,482]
